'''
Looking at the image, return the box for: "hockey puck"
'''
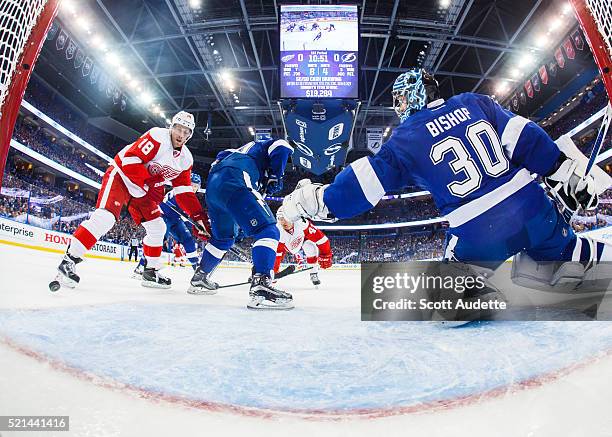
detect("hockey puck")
[48,280,61,292]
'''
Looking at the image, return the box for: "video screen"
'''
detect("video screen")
[280,4,359,99]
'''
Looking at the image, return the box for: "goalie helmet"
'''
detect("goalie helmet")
[171,111,195,140]
[392,68,440,122]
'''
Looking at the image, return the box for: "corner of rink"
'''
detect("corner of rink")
[2,241,612,436]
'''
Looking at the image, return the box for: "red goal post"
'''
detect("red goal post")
[0,0,60,188]
[571,0,612,101]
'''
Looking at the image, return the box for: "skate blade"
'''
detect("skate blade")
[56,273,77,289]
[247,298,294,310]
[187,285,217,295]
[141,280,171,290]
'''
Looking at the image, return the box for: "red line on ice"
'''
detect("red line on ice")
[2,335,610,421]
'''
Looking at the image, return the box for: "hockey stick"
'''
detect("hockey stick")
[584,103,612,176]
[217,266,313,289]
[162,201,250,262]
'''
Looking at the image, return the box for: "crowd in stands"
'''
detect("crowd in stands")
[542,80,610,156]
[13,117,105,182]
[23,78,120,156]
[4,158,612,262]
[0,171,144,246]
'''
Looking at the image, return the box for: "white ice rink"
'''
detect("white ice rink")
[2,242,612,436]
[281,21,358,52]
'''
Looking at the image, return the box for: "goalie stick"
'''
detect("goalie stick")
[584,103,612,177]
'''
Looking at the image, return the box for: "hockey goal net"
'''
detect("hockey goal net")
[0,0,60,186]
[571,0,612,99]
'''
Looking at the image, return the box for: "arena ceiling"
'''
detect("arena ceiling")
[36,0,582,159]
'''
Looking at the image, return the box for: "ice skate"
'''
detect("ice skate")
[141,267,171,289]
[132,264,144,279]
[247,274,294,310]
[187,268,218,295]
[310,272,321,286]
[57,251,83,288]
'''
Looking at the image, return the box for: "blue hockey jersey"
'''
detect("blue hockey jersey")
[211,138,293,190]
[159,191,184,221]
[324,93,562,228]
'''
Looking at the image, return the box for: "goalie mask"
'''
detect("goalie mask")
[392,68,440,122]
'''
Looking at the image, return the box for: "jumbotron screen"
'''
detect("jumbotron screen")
[279,4,359,99]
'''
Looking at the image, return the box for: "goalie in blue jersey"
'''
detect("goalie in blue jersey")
[282,68,612,290]
[187,137,295,310]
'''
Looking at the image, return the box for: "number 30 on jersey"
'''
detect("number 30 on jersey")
[430,120,509,197]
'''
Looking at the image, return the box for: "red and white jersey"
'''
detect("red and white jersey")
[113,127,194,198]
[274,219,330,272]
[111,127,201,217]
[173,243,187,259]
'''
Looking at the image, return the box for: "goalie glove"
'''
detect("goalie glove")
[282,179,336,222]
[544,153,598,221]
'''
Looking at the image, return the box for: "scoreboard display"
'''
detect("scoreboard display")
[280,5,359,99]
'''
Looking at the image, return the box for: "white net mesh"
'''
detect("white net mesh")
[586,0,612,59]
[0,0,49,114]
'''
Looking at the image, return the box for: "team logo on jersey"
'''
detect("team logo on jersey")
[290,237,304,250]
[324,143,343,155]
[147,162,181,180]
[281,54,295,63]
[251,218,258,227]
[341,53,357,63]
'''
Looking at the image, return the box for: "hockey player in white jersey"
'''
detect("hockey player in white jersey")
[274,207,333,286]
[282,68,612,290]
[54,111,209,290]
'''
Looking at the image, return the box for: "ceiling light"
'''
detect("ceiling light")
[518,54,534,68]
[535,34,549,47]
[91,35,104,48]
[495,81,509,95]
[62,0,76,14]
[105,52,120,66]
[440,0,451,8]
[549,18,562,31]
[189,0,202,8]
[510,68,521,78]
[221,70,232,82]
[562,3,572,15]
[139,92,153,105]
[78,18,90,31]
